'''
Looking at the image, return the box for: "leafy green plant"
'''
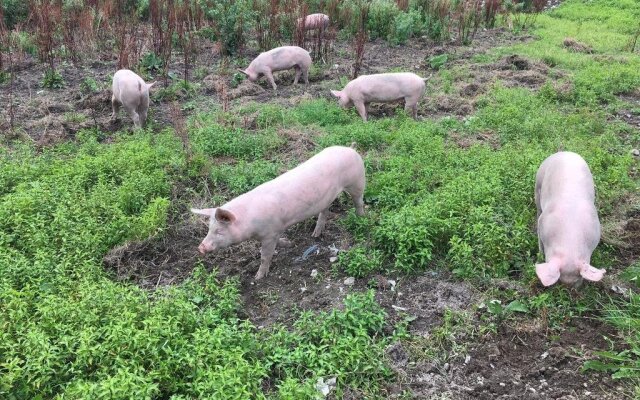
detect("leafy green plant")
[231,71,245,88]
[140,51,163,73]
[0,70,9,84]
[429,53,449,70]
[202,0,254,56]
[155,80,200,101]
[389,9,423,45]
[337,246,385,277]
[41,69,65,89]
[80,77,100,93]
[367,0,400,40]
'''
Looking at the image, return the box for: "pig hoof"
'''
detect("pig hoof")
[254,271,267,280]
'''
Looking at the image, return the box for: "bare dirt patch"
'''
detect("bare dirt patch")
[389,317,627,399]
[563,37,594,54]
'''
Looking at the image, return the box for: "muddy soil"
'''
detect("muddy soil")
[387,317,628,399]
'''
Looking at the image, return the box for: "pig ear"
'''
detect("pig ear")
[147,82,156,90]
[330,90,342,98]
[191,208,216,226]
[535,262,561,287]
[215,208,236,224]
[237,69,249,76]
[580,264,606,282]
[191,208,216,217]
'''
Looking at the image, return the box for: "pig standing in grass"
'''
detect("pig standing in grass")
[111,69,155,129]
[298,13,329,31]
[238,46,312,92]
[330,72,428,122]
[535,151,605,287]
[192,145,366,280]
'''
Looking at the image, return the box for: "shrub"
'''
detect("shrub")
[389,8,423,45]
[202,0,254,56]
[338,246,385,277]
[41,69,64,88]
[367,0,400,40]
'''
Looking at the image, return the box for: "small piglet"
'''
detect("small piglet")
[111,69,155,129]
[298,13,329,31]
[535,151,605,287]
[238,46,312,92]
[331,72,428,122]
[192,145,366,280]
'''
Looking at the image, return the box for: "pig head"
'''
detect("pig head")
[190,208,241,254]
[535,151,605,287]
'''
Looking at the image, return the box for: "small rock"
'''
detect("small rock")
[388,279,397,291]
[300,287,307,293]
[443,363,450,372]
[632,149,640,157]
[529,387,537,393]
[464,355,471,364]
[325,284,330,289]
[343,277,355,286]
[391,305,408,311]
[329,256,338,263]
[540,351,549,359]
[499,382,506,387]
[583,383,588,388]
[311,269,318,278]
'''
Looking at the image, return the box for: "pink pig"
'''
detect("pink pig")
[535,151,605,287]
[191,145,366,280]
[297,13,330,31]
[238,46,312,92]
[330,72,428,122]
[111,69,155,129]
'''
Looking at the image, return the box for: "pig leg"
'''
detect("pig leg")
[265,71,277,92]
[404,97,419,120]
[345,185,365,217]
[293,66,301,85]
[354,101,367,122]
[111,95,120,121]
[129,110,141,129]
[302,67,309,85]
[255,237,278,280]
[312,209,330,237]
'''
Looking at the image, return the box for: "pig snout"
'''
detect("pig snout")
[198,242,213,254]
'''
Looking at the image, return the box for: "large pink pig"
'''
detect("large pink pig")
[111,69,155,129]
[330,72,428,122]
[238,46,312,92]
[535,151,605,287]
[192,145,366,280]
[297,13,330,31]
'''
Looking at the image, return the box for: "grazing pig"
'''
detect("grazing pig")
[111,69,155,129]
[330,72,428,122]
[238,46,312,92]
[535,151,605,287]
[297,13,330,31]
[192,145,366,280]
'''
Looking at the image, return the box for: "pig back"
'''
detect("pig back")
[255,46,311,71]
[226,146,364,225]
[536,152,595,210]
[349,73,426,102]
